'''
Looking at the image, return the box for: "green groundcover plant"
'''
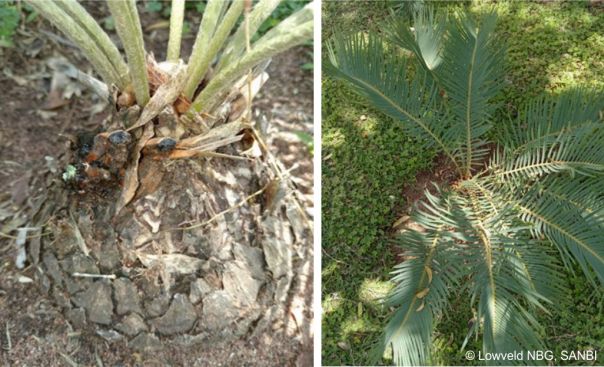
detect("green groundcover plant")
[327,7,604,366]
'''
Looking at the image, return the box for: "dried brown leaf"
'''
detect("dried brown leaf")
[227,93,247,122]
[144,20,169,32]
[127,61,187,132]
[10,173,31,206]
[425,266,433,284]
[69,210,89,257]
[415,287,430,299]
[137,253,204,275]
[241,138,263,158]
[168,135,243,159]
[265,178,288,214]
[115,123,154,215]
[135,158,165,199]
[42,89,70,110]
[176,120,243,149]
[392,215,411,229]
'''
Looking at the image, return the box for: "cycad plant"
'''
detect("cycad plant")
[8,0,312,351]
[326,8,604,366]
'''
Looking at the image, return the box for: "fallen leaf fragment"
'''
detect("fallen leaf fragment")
[392,215,411,229]
[115,123,154,215]
[137,253,204,275]
[128,60,187,132]
[415,287,430,299]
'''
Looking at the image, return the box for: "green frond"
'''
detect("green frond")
[452,181,565,361]
[385,177,575,365]
[461,208,550,362]
[382,186,474,365]
[383,231,443,366]
[478,252,550,360]
[184,0,225,99]
[469,176,569,307]
[385,226,464,364]
[385,6,447,72]
[538,176,604,222]
[327,7,602,366]
[469,237,566,364]
[325,32,463,175]
[502,88,604,152]
[435,11,504,176]
[517,182,604,285]
[511,240,568,311]
[416,187,483,242]
[478,293,545,364]
[464,165,604,286]
[492,124,604,180]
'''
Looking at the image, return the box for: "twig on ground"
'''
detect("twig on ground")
[177,185,269,231]
[0,230,49,240]
[198,151,253,161]
[69,210,90,257]
[59,352,80,367]
[72,272,116,280]
[94,346,104,367]
[3,322,11,352]
[39,29,78,49]
[48,58,110,101]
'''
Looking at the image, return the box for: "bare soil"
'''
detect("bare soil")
[399,154,459,209]
[0,8,313,367]
[386,154,459,262]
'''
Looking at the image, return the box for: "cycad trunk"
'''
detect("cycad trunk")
[27,104,309,351]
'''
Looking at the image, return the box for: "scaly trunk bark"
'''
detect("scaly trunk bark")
[24,104,311,352]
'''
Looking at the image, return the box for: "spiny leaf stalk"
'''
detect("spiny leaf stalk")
[28,0,313,119]
[107,0,150,106]
[166,0,185,62]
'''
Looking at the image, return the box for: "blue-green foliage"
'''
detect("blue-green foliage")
[322,1,604,366]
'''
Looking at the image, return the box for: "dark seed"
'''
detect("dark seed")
[78,143,92,158]
[109,130,132,145]
[157,138,177,152]
[76,131,96,150]
[90,160,104,168]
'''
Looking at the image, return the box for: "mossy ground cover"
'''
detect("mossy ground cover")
[321,1,604,365]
